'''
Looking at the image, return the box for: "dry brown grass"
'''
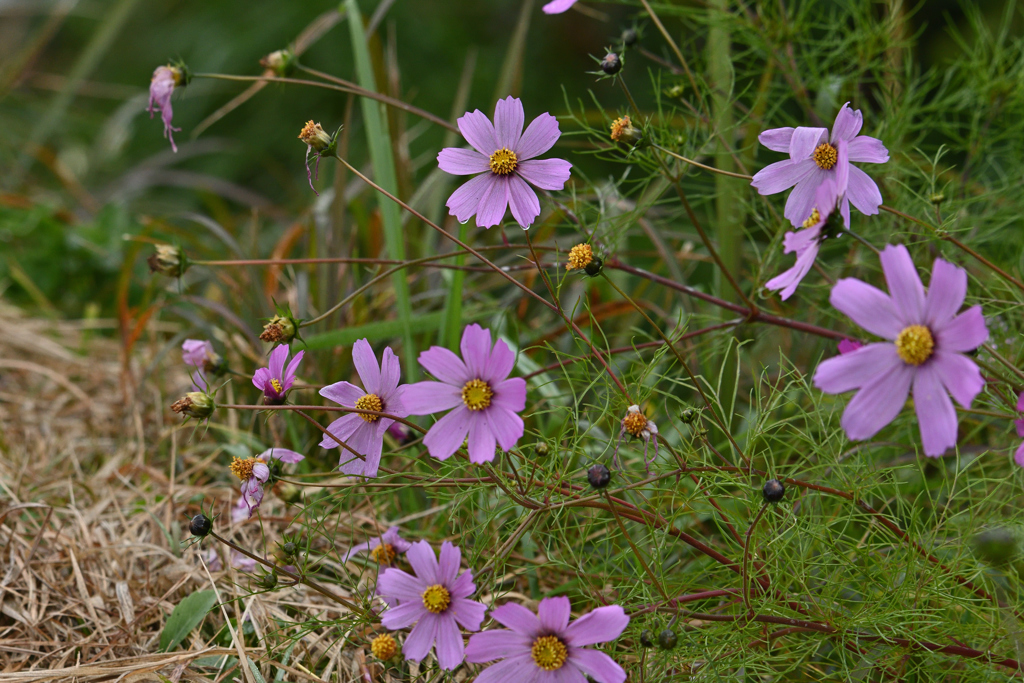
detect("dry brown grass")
[0,300,386,682]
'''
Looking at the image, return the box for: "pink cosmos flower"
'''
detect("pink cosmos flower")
[1014,392,1024,467]
[377,541,486,670]
[252,345,304,405]
[403,324,526,464]
[765,179,839,300]
[320,339,408,478]
[465,596,629,683]
[342,526,412,564]
[543,0,578,12]
[182,339,217,390]
[148,66,182,153]
[438,97,572,229]
[752,102,888,228]
[838,339,863,355]
[813,244,988,456]
[230,448,305,518]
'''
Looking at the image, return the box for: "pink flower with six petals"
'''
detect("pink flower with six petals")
[438,97,572,229]
[813,244,988,456]
[404,324,526,464]
[252,345,304,405]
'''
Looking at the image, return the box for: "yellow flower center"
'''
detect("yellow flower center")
[813,143,838,170]
[610,116,631,141]
[489,147,518,175]
[355,393,383,422]
[369,543,396,565]
[623,411,648,437]
[895,325,935,366]
[461,379,493,411]
[270,378,283,393]
[370,633,398,660]
[229,457,257,481]
[531,635,568,671]
[802,208,821,228]
[566,243,594,271]
[421,584,451,613]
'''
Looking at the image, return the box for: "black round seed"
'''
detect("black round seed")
[622,28,638,47]
[584,256,604,277]
[189,514,212,537]
[657,628,678,650]
[639,629,655,648]
[601,53,622,75]
[762,478,785,504]
[588,463,611,489]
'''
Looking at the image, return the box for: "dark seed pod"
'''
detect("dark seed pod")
[535,442,551,457]
[258,572,278,590]
[762,478,785,504]
[601,53,622,75]
[639,629,655,648]
[189,514,212,537]
[622,28,638,47]
[657,628,678,650]
[584,256,604,277]
[282,541,297,557]
[587,463,611,489]
[679,407,697,424]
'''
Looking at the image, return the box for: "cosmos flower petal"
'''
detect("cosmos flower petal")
[260,448,304,463]
[538,596,572,633]
[379,346,402,396]
[347,338,379,394]
[252,367,271,391]
[402,614,439,662]
[418,345,470,386]
[473,655,538,683]
[268,344,289,380]
[840,363,914,440]
[751,158,813,196]
[475,175,511,228]
[516,113,562,160]
[830,103,863,141]
[784,167,828,227]
[467,412,498,463]
[765,240,819,300]
[378,568,426,603]
[433,614,466,670]
[813,343,902,395]
[488,407,525,452]
[834,139,849,197]
[458,109,498,156]
[931,350,984,408]
[1016,441,1024,468]
[423,406,473,460]
[438,541,461,586]
[542,0,578,13]
[847,136,889,164]
[320,414,363,449]
[508,174,542,228]
[493,378,528,412]
[485,336,516,384]
[880,244,926,324]
[846,165,883,216]
[465,630,533,662]
[924,259,968,329]
[438,147,491,175]
[320,381,364,407]
[339,431,382,477]
[461,324,493,379]
[758,127,794,152]
[403,381,464,415]
[447,173,496,224]
[789,126,829,160]
[913,364,959,457]
[568,649,627,683]
[829,278,903,339]
[450,596,487,631]
[381,599,426,631]
[934,306,988,352]
[490,602,543,637]
[493,96,525,151]
[406,540,440,585]
[563,605,629,646]
[517,159,572,190]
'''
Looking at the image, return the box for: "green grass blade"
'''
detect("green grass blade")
[344,0,416,379]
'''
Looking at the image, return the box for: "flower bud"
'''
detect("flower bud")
[610,116,643,146]
[371,633,399,660]
[534,442,550,457]
[282,541,297,557]
[584,256,604,277]
[189,514,212,537]
[148,244,187,278]
[298,120,333,153]
[171,392,216,420]
[257,571,278,590]
[762,478,785,504]
[260,315,298,343]
[657,628,678,650]
[601,53,622,75]
[260,49,296,77]
[679,407,698,424]
[639,629,655,648]
[622,28,638,47]
[930,192,945,205]
[587,463,611,489]
[974,528,1017,566]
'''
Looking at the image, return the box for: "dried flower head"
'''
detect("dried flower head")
[610,115,642,145]
[298,120,339,195]
[371,633,398,660]
[614,405,659,473]
[148,244,186,278]
[566,243,594,271]
[148,65,185,152]
[171,391,215,420]
[260,315,297,343]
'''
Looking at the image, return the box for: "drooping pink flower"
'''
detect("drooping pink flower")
[813,244,988,456]
[182,339,217,390]
[752,102,888,228]
[320,339,408,478]
[838,339,863,355]
[377,541,486,670]
[403,324,526,464]
[765,179,839,300]
[1014,392,1024,467]
[342,526,413,564]
[465,596,629,683]
[148,66,183,153]
[230,448,305,518]
[252,345,304,405]
[438,97,572,229]
[543,0,578,12]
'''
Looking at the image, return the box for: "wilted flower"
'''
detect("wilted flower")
[342,526,412,564]
[437,97,571,229]
[751,102,888,228]
[231,496,249,524]
[765,179,840,300]
[252,345,304,405]
[229,448,304,518]
[566,243,594,271]
[171,391,215,420]
[465,596,629,683]
[260,315,298,343]
[260,48,295,77]
[610,116,642,145]
[404,324,526,464]
[377,541,486,670]
[615,404,659,472]
[320,339,408,478]
[148,65,185,152]
[298,120,338,195]
[148,244,186,278]
[813,245,987,456]
[182,339,223,390]
[542,0,577,12]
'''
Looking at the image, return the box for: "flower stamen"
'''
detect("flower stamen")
[813,143,838,170]
[369,543,396,565]
[355,393,383,422]
[531,635,568,671]
[623,410,648,437]
[802,208,821,228]
[461,379,493,411]
[489,147,518,175]
[566,243,594,271]
[895,325,935,366]
[421,584,451,613]
[270,378,283,394]
[230,457,257,481]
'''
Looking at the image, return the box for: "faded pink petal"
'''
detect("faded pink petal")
[148,66,181,152]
